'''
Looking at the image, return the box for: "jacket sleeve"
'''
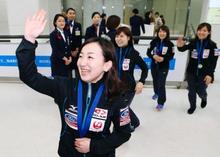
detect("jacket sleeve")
[134,51,148,84]
[84,27,91,41]
[90,95,132,155]
[147,40,155,59]
[211,42,218,70]
[16,38,63,98]
[49,33,65,60]
[140,17,145,33]
[162,42,175,62]
[207,42,218,79]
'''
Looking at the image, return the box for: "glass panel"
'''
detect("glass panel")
[124,0,150,24]
[104,0,124,22]
[152,0,189,36]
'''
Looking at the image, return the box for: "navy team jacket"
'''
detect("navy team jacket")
[16,38,131,157]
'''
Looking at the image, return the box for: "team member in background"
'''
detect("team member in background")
[147,25,174,111]
[85,12,106,41]
[65,8,82,77]
[115,26,148,131]
[16,10,131,157]
[177,22,219,114]
[49,14,72,77]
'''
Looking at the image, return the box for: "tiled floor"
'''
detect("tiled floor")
[1,61,220,157]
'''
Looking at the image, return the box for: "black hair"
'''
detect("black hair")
[66,8,75,14]
[116,26,134,47]
[91,12,100,19]
[78,37,122,101]
[132,8,139,14]
[53,14,65,27]
[195,22,212,40]
[106,15,121,30]
[155,12,159,16]
[101,13,106,18]
[155,25,170,41]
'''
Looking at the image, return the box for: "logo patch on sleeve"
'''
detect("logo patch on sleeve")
[120,106,131,126]
[65,110,78,130]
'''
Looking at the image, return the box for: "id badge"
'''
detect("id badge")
[122,59,130,71]
[191,49,198,59]
[203,49,210,58]
[75,30,80,36]
[162,47,168,55]
[214,49,220,56]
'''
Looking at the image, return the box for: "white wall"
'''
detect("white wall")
[0,0,9,35]
[5,0,62,36]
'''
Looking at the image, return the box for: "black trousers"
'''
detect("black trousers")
[151,65,168,105]
[186,73,207,109]
[123,91,140,127]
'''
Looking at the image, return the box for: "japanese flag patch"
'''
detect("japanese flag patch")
[120,106,131,126]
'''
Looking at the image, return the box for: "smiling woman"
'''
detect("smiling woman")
[16,10,132,157]
[177,22,219,114]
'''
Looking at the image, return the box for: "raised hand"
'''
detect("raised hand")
[24,10,47,43]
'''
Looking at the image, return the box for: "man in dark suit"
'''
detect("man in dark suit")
[65,8,82,76]
[129,8,145,44]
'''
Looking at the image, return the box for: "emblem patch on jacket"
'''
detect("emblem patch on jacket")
[65,110,78,130]
[120,106,131,126]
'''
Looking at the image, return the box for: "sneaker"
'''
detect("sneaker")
[201,99,207,108]
[156,104,164,111]
[152,94,158,100]
[187,107,196,114]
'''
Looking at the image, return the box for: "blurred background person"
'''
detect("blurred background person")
[129,8,145,44]
[50,14,72,77]
[85,12,106,41]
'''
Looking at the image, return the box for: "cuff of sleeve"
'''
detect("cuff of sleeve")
[138,80,145,85]
[89,139,96,153]
[22,37,38,48]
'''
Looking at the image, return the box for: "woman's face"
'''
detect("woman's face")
[67,10,76,21]
[197,26,210,40]
[115,32,130,47]
[158,29,167,40]
[77,42,112,83]
[56,16,65,29]
[92,14,101,25]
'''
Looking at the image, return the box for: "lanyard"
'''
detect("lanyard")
[196,40,208,64]
[155,42,163,55]
[117,47,130,78]
[77,80,104,137]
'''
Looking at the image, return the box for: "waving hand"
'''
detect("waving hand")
[24,10,47,43]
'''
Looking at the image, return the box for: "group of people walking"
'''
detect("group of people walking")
[15,7,219,157]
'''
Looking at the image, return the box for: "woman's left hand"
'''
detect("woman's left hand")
[157,56,164,62]
[75,138,91,153]
[135,82,144,94]
[24,10,47,43]
[204,75,212,85]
